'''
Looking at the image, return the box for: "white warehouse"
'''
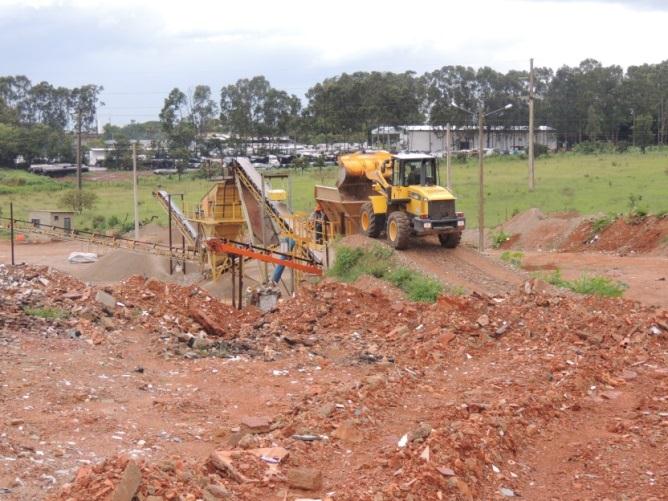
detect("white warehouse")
[371,125,557,153]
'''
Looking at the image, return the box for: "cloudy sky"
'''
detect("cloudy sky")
[2,0,667,124]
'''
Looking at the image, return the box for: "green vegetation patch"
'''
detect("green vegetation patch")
[590,213,617,234]
[500,251,524,268]
[23,306,69,319]
[491,230,511,249]
[538,269,627,298]
[329,244,445,302]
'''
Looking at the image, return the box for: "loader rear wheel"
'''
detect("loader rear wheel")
[360,202,384,238]
[438,232,462,248]
[387,211,411,250]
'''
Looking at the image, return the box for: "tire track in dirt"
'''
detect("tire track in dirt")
[395,239,524,296]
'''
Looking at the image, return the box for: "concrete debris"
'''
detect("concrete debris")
[1,264,666,501]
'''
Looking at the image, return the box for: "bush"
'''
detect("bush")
[533,143,549,158]
[59,189,98,213]
[615,141,630,153]
[573,141,615,155]
[455,152,468,163]
[491,230,510,249]
[91,215,106,230]
[329,245,364,281]
[107,215,120,227]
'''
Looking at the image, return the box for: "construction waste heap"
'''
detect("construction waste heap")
[1,262,667,501]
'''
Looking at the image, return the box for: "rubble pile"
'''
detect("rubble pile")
[0,264,107,343]
[110,275,259,358]
[3,264,667,500]
[51,455,208,501]
[267,284,667,499]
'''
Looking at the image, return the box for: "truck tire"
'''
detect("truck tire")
[387,211,411,250]
[438,231,462,248]
[360,201,384,238]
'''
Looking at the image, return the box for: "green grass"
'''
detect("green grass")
[443,150,668,227]
[23,306,69,319]
[500,250,524,268]
[328,244,446,302]
[1,149,667,231]
[538,269,627,298]
[591,213,617,234]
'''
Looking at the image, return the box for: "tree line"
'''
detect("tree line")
[2,58,667,168]
[161,59,666,150]
[0,76,102,165]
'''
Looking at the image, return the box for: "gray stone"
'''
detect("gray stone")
[95,290,117,311]
[499,487,515,497]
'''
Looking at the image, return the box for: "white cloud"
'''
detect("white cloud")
[2,0,667,123]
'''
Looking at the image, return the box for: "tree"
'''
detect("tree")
[220,76,301,140]
[69,84,103,132]
[159,88,196,176]
[105,134,133,169]
[633,113,654,153]
[59,190,98,213]
[191,85,218,137]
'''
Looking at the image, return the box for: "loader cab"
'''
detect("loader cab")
[391,154,439,187]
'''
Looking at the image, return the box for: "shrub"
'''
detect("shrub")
[491,230,510,249]
[533,143,549,158]
[329,245,364,281]
[615,141,630,153]
[91,215,106,230]
[59,190,98,213]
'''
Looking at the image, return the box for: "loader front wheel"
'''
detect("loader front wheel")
[360,202,384,238]
[438,231,462,248]
[387,211,411,250]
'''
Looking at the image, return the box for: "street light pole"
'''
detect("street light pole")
[528,57,536,191]
[478,110,485,252]
[451,101,512,254]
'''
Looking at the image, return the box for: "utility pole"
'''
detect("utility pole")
[132,143,139,240]
[76,108,82,192]
[446,123,452,190]
[478,109,485,252]
[528,58,536,191]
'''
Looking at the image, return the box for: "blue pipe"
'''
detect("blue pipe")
[271,238,296,283]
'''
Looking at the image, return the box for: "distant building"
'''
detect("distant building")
[371,125,557,153]
[28,210,75,231]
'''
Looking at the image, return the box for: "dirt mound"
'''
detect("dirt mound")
[498,208,587,251]
[71,249,200,284]
[121,222,179,245]
[562,215,668,256]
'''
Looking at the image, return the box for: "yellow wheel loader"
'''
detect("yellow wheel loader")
[315,150,465,250]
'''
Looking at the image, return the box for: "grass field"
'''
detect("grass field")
[1,150,667,233]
